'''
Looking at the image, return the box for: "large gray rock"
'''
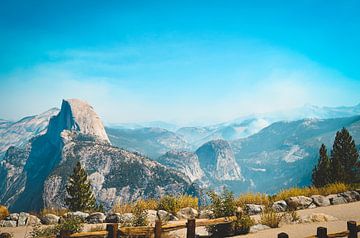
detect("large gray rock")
[17,212,29,226]
[0,220,17,227]
[27,215,41,226]
[86,212,106,224]
[327,194,347,205]
[340,191,360,202]
[157,210,178,221]
[250,224,271,233]
[285,196,313,210]
[176,207,198,220]
[66,211,89,221]
[105,213,122,223]
[41,214,60,225]
[5,213,19,221]
[0,233,12,238]
[272,200,288,212]
[146,210,157,225]
[199,210,214,219]
[245,204,265,215]
[311,195,330,207]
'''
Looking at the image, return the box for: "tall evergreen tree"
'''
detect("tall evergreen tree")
[312,144,331,187]
[331,128,360,183]
[65,161,96,211]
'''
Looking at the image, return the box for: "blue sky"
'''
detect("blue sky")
[1,0,360,124]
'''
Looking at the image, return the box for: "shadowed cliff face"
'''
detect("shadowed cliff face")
[1,99,193,211]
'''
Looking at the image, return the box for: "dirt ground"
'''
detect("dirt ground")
[1,201,360,238]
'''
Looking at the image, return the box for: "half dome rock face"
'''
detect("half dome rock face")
[46,99,110,144]
[196,139,243,181]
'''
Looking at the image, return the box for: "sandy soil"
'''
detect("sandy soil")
[1,202,360,238]
[235,201,360,238]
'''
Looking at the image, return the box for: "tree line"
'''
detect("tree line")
[312,127,360,187]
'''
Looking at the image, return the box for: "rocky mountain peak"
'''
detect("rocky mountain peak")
[196,139,243,181]
[46,99,110,144]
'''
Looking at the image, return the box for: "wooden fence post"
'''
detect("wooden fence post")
[106,223,118,238]
[278,232,289,238]
[155,220,162,238]
[186,219,196,238]
[347,221,358,238]
[317,227,328,238]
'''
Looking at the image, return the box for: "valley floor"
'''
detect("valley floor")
[1,201,360,238]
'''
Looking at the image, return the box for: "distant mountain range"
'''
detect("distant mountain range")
[1,102,360,211]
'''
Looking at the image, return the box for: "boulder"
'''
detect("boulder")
[176,207,198,220]
[340,191,360,202]
[0,220,17,227]
[66,211,89,221]
[249,224,271,233]
[199,210,215,219]
[311,195,330,207]
[119,213,134,225]
[41,214,60,225]
[5,213,19,221]
[18,212,30,226]
[272,200,288,212]
[326,194,347,205]
[27,215,41,226]
[105,213,122,223]
[86,212,106,224]
[244,204,265,215]
[146,210,157,225]
[285,196,313,210]
[158,210,178,221]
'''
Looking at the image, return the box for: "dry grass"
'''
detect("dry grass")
[236,193,270,207]
[273,183,350,201]
[176,195,199,211]
[112,202,133,213]
[260,209,284,228]
[0,205,9,220]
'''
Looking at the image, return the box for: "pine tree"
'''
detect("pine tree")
[330,128,360,183]
[65,161,96,212]
[312,144,331,187]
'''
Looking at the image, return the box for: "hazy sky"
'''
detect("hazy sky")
[1,0,360,124]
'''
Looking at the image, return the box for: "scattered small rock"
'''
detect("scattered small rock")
[244,204,265,215]
[176,207,198,220]
[41,214,60,225]
[86,212,106,224]
[250,224,271,233]
[300,213,337,223]
[272,200,288,212]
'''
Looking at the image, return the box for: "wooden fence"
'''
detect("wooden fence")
[60,216,236,238]
[277,220,360,238]
[60,219,360,238]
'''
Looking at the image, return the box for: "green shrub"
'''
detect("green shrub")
[131,202,149,227]
[232,212,255,235]
[206,188,238,236]
[157,195,198,215]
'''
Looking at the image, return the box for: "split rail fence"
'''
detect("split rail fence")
[59,218,360,238]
